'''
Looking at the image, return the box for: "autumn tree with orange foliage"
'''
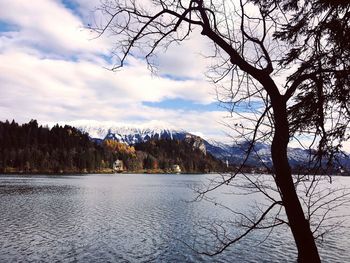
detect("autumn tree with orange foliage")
[104,140,136,156]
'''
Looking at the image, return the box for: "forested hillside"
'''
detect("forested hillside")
[0,120,224,174]
[0,120,115,173]
[134,139,225,173]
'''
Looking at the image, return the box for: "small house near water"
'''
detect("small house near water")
[113,160,124,173]
[171,164,181,174]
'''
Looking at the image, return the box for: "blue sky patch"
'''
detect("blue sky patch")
[143,98,223,111]
[223,101,265,112]
[143,98,264,112]
[61,0,82,17]
[101,54,116,65]
[0,21,19,32]
[160,74,194,81]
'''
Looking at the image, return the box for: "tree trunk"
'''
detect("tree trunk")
[271,99,321,263]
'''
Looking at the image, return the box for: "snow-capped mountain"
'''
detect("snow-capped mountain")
[78,125,188,144]
[206,140,306,166]
[77,124,207,155]
[204,141,273,166]
[206,140,350,171]
[76,123,350,171]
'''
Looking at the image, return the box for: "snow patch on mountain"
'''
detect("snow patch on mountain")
[77,125,186,144]
[72,121,350,171]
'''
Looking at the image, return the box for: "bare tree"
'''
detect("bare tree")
[92,0,350,262]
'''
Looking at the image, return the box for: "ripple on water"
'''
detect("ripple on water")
[0,174,349,262]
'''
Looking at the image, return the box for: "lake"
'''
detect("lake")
[0,174,349,262]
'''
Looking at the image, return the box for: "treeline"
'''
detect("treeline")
[134,139,225,173]
[0,120,116,173]
[0,120,225,174]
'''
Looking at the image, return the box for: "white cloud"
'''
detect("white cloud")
[154,29,214,80]
[0,0,297,145]
[0,0,109,56]
[0,47,227,139]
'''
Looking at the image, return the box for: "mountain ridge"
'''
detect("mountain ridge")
[77,124,350,173]
[0,120,220,174]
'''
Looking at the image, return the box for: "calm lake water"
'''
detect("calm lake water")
[0,174,349,262]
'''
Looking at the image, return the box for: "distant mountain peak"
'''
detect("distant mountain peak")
[74,121,350,172]
[76,122,187,143]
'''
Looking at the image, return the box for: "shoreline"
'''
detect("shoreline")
[0,169,215,175]
[0,171,348,176]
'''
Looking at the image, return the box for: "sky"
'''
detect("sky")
[0,0,238,142]
[1,0,348,152]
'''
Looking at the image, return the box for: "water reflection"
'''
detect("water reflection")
[0,174,349,262]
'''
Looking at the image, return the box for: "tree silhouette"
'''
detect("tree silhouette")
[93,0,350,261]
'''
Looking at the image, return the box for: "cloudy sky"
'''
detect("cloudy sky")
[3,0,347,152]
[0,0,240,142]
